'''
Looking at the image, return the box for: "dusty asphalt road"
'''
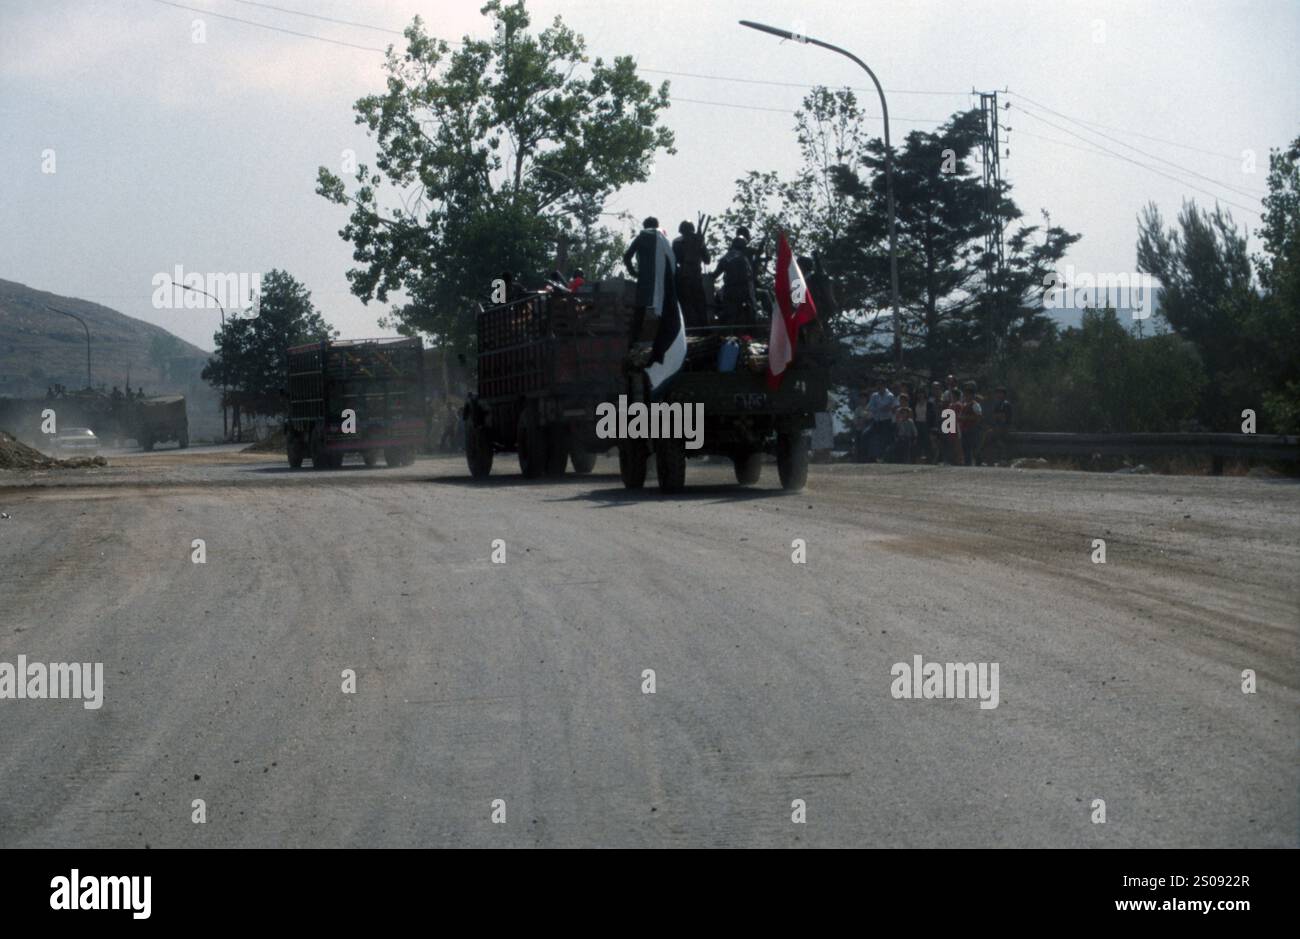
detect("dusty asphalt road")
[1,449,1296,848]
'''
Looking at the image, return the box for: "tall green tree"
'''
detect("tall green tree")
[202,270,335,421]
[1255,136,1300,432]
[317,0,674,355]
[1137,200,1260,430]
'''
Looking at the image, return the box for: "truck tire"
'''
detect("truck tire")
[544,426,568,477]
[618,442,648,489]
[655,438,687,494]
[570,446,597,474]
[732,450,763,485]
[287,435,305,469]
[777,430,810,491]
[465,422,494,478]
[363,449,380,468]
[311,435,330,470]
[516,411,547,479]
[178,430,189,449]
[141,436,153,452]
[384,447,408,468]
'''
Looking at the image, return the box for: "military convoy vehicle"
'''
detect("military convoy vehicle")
[285,337,425,469]
[135,394,189,450]
[463,280,636,479]
[463,278,827,492]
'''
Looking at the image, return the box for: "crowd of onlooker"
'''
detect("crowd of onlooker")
[850,376,1012,466]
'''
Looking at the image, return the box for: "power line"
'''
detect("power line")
[670,96,946,124]
[640,67,967,98]
[228,0,405,35]
[1011,104,1261,216]
[1007,93,1264,201]
[143,0,389,52]
[1007,91,1254,168]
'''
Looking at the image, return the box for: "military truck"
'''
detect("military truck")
[616,329,829,494]
[285,337,425,469]
[463,278,828,492]
[135,394,189,450]
[463,281,635,479]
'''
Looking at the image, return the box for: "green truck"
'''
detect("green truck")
[285,337,425,469]
[134,394,189,450]
[463,280,635,479]
[463,279,828,492]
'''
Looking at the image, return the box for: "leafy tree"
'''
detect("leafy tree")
[1137,200,1263,430]
[317,0,674,356]
[202,270,335,423]
[1255,136,1300,432]
[720,97,1078,381]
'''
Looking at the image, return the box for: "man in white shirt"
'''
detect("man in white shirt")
[865,378,897,463]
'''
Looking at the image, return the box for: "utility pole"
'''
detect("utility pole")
[976,90,1008,357]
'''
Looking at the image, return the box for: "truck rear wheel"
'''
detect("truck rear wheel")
[570,445,597,474]
[544,426,568,477]
[777,431,810,491]
[287,435,305,469]
[466,421,493,478]
[363,449,380,468]
[618,442,648,489]
[516,411,547,479]
[384,447,409,468]
[141,436,153,452]
[178,430,189,449]
[655,438,687,494]
[732,450,763,485]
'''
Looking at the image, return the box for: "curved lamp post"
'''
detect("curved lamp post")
[172,280,230,441]
[45,305,92,389]
[739,19,904,368]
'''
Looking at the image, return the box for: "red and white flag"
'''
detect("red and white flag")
[767,231,817,389]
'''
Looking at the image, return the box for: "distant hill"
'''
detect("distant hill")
[0,278,211,397]
[0,279,223,440]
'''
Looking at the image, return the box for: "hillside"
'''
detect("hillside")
[0,279,223,440]
[0,278,212,397]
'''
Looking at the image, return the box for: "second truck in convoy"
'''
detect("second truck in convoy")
[285,337,426,469]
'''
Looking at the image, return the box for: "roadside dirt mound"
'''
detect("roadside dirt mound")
[0,430,107,470]
[242,428,285,453]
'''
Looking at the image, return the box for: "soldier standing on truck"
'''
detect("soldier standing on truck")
[622,216,686,392]
[710,236,758,327]
[672,219,711,329]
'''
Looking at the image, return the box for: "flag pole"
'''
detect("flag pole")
[739,19,904,370]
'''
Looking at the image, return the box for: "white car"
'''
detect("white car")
[52,427,100,457]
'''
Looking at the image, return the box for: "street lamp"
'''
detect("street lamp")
[45,306,92,389]
[172,280,230,441]
[739,19,904,369]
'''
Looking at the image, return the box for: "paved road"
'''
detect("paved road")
[1,451,1296,847]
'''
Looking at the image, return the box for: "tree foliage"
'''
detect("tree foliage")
[202,270,335,418]
[317,0,674,354]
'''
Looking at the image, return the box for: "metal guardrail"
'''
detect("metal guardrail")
[1006,431,1300,468]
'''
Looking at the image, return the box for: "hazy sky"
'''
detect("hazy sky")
[2,0,1296,351]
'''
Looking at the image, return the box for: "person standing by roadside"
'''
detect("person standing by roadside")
[983,386,1012,464]
[852,386,872,463]
[894,394,918,464]
[913,382,933,463]
[866,378,897,463]
[959,383,983,466]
